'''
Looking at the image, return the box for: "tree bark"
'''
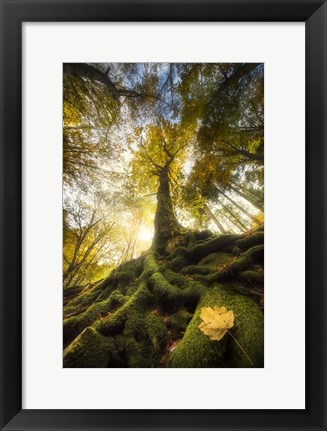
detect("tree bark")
[217,188,261,224]
[229,184,264,212]
[152,162,180,253]
[64,63,142,100]
[205,204,226,234]
[207,63,259,107]
[217,199,248,233]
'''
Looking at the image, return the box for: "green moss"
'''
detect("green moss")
[140,251,159,279]
[165,234,187,254]
[166,245,189,261]
[124,308,148,340]
[88,277,110,294]
[95,258,143,300]
[189,234,242,262]
[184,231,197,248]
[231,246,242,256]
[181,265,214,276]
[125,283,139,296]
[150,272,185,309]
[167,310,193,339]
[167,310,228,368]
[165,254,189,271]
[109,290,126,307]
[116,258,143,287]
[161,267,189,289]
[95,282,152,336]
[234,231,264,251]
[246,244,264,264]
[219,285,263,315]
[199,252,233,267]
[63,229,264,368]
[183,281,207,302]
[95,282,117,302]
[64,289,100,316]
[124,337,149,367]
[237,270,264,285]
[145,313,167,348]
[122,312,167,367]
[151,268,205,311]
[91,270,119,301]
[208,257,248,283]
[63,327,117,368]
[63,285,85,300]
[167,284,264,368]
[113,334,126,355]
[194,230,213,241]
[208,245,264,284]
[146,318,168,366]
[63,294,124,343]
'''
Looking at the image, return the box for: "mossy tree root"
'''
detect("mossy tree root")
[94,281,152,336]
[208,245,264,284]
[227,231,264,253]
[95,256,144,301]
[63,327,118,368]
[187,234,243,262]
[63,227,264,368]
[167,284,264,368]
[63,291,127,345]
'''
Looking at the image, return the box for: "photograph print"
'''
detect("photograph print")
[63,63,264,368]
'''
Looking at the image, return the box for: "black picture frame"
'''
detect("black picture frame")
[0,0,326,430]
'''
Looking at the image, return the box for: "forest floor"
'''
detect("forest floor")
[63,226,264,368]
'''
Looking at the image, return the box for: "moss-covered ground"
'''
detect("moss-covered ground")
[63,227,264,368]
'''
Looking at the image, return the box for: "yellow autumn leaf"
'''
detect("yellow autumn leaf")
[198,306,234,341]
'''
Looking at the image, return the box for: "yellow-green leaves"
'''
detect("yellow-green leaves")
[198,306,234,341]
[198,305,255,366]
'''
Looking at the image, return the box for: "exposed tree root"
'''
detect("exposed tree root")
[63,228,264,367]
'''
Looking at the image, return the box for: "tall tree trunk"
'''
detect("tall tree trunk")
[152,162,180,254]
[217,199,248,232]
[229,184,264,212]
[64,63,142,100]
[217,188,261,224]
[205,204,226,234]
[130,213,143,259]
[220,215,235,233]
